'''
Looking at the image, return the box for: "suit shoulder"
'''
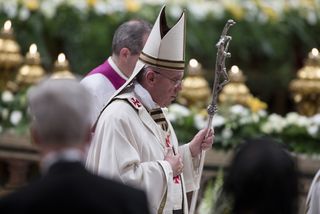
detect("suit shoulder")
[95,175,146,200]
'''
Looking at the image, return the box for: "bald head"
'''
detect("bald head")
[28,79,93,145]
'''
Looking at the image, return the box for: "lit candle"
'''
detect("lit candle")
[3,20,11,32]
[311,48,319,57]
[26,43,40,64]
[29,43,37,55]
[231,65,239,74]
[57,53,66,63]
[52,52,74,79]
[189,58,199,68]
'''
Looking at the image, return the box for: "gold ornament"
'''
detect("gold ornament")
[50,53,75,79]
[0,20,23,90]
[16,43,45,87]
[178,59,211,109]
[219,65,267,112]
[219,65,252,106]
[289,48,320,116]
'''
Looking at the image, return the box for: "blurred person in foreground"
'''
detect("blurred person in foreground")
[86,5,213,214]
[0,78,150,214]
[81,19,152,125]
[219,138,299,214]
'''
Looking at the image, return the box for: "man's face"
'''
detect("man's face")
[149,67,184,107]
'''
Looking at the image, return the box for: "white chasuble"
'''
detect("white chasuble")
[86,87,200,213]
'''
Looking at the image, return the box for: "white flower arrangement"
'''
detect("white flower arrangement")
[0,88,30,135]
[1,90,14,103]
[168,103,320,154]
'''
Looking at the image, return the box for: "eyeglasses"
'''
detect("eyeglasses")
[153,70,182,87]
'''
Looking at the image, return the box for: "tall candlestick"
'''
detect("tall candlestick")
[0,20,23,90]
[51,53,74,79]
[15,43,45,87]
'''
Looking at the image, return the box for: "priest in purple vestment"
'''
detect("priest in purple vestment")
[81,19,151,125]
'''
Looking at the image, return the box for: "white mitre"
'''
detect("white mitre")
[111,5,186,100]
[92,5,186,128]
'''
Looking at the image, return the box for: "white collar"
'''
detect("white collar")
[108,57,128,80]
[41,148,84,174]
[133,83,159,110]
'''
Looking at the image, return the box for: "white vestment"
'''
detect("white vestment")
[86,84,200,214]
[306,169,320,214]
[80,57,128,124]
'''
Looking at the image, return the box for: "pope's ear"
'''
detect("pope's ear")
[145,69,157,86]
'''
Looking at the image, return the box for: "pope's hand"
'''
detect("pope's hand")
[189,128,214,157]
[164,147,183,177]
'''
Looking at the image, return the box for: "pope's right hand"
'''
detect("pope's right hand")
[164,147,183,177]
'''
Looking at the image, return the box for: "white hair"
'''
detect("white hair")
[28,78,93,145]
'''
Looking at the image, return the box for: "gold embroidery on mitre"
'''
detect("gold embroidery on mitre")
[139,52,185,70]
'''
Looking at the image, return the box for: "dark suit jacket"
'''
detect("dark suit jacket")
[0,161,150,214]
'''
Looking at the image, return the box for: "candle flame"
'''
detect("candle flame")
[311,48,319,57]
[189,59,198,68]
[4,20,11,31]
[231,65,239,74]
[58,53,66,63]
[29,43,37,54]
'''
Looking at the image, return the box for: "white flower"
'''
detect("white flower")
[187,2,224,20]
[208,2,225,19]
[261,122,273,134]
[18,7,30,21]
[139,0,164,6]
[93,1,109,15]
[239,116,251,125]
[39,0,62,18]
[168,103,191,118]
[2,108,9,119]
[229,104,244,114]
[212,114,225,128]
[257,109,267,117]
[251,113,260,123]
[306,10,317,25]
[194,114,206,130]
[285,112,299,124]
[1,0,18,18]
[67,0,87,13]
[261,113,286,133]
[311,114,320,125]
[243,2,259,22]
[307,124,318,137]
[10,110,22,125]
[221,128,232,139]
[257,12,268,24]
[285,112,309,127]
[1,90,14,103]
[167,112,177,122]
[168,5,184,19]
[102,0,125,14]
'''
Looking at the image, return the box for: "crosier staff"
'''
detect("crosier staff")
[189,19,236,214]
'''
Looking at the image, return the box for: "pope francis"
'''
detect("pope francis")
[86,5,214,214]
